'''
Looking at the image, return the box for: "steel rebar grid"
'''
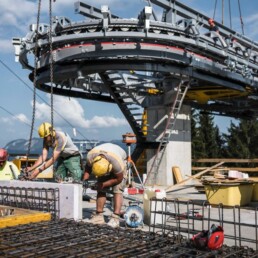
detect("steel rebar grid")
[0,186,60,219]
[149,197,258,256]
[1,219,254,258]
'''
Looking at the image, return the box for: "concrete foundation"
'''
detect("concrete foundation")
[0,180,82,220]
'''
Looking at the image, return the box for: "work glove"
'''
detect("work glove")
[82,180,89,188]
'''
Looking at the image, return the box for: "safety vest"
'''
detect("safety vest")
[0,161,20,180]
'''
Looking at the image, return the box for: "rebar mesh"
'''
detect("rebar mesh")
[0,186,60,219]
[149,198,258,254]
[1,219,257,257]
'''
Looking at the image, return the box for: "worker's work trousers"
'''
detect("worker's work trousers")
[55,155,82,181]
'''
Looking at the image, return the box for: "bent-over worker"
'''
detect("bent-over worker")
[27,122,82,182]
[83,143,127,228]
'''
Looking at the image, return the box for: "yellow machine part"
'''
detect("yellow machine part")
[12,158,53,179]
[141,108,148,136]
[12,157,37,170]
[186,87,250,104]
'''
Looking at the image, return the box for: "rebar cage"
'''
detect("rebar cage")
[149,197,258,256]
[0,186,60,220]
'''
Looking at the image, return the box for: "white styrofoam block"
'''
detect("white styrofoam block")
[0,180,82,220]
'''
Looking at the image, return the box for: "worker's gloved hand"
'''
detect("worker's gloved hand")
[82,180,89,188]
[28,169,40,180]
[18,169,29,180]
[23,167,29,173]
[90,183,98,190]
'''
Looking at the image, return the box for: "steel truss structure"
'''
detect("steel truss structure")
[13,0,258,161]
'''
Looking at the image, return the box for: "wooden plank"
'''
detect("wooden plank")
[192,167,258,172]
[166,162,224,193]
[172,166,184,183]
[193,158,258,163]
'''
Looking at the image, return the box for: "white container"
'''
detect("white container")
[143,187,166,225]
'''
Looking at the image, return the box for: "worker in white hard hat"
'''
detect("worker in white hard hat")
[26,122,82,182]
[83,143,127,228]
[0,148,20,180]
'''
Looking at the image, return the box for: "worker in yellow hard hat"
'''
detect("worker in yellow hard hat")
[83,143,127,228]
[26,122,82,182]
[0,148,20,180]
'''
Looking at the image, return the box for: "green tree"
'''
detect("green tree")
[223,119,258,166]
[192,111,224,168]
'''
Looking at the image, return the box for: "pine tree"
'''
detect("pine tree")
[191,111,223,167]
[223,119,258,167]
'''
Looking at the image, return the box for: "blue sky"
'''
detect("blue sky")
[0,0,258,147]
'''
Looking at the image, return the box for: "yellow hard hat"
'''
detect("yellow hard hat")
[92,155,112,177]
[38,122,54,138]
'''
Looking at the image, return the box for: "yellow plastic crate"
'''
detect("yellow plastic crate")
[251,179,258,201]
[204,181,254,206]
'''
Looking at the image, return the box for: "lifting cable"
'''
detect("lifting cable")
[238,0,245,35]
[49,0,55,165]
[221,0,224,25]
[26,0,41,168]
[213,0,217,20]
[228,0,232,29]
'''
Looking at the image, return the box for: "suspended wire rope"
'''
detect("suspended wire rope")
[213,0,244,35]
[238,0,244,35]
[228,0,232,29]
[0,106,36,130]
[0,59,92,143]
[26,0,41,167]
[213,0,217,20]
[222,0,224,24]
[48,0,55,167]
[49,0,54,138]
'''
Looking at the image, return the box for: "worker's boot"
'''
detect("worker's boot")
[107,213,120,228]
[85,212,105,225]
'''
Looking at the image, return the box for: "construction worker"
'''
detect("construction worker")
[0,148,20,180]
[26,122,82,182]
[83,143,127,228]
[208,18,219,33]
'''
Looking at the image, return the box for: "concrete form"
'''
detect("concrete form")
[0,180,82,220]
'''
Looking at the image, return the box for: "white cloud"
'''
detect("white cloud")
[87,116,127,128]
[0,39,14,54]
[34,95,127,130]
[0,117,12,124]
[0,113,29,125]
[15,113,30,124]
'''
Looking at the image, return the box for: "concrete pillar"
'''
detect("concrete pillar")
[145,105,191,186]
